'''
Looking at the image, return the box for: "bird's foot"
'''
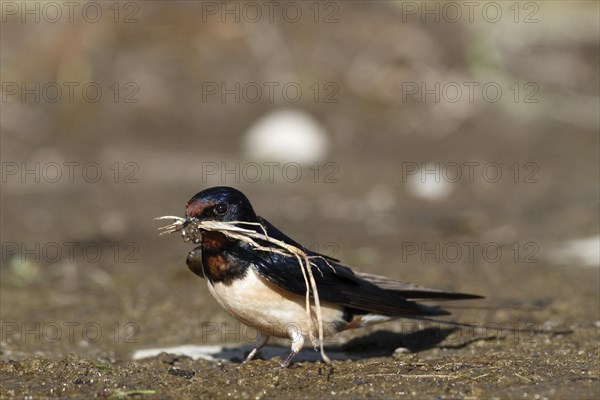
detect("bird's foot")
[244,349,259,364]
[280,350,298,368]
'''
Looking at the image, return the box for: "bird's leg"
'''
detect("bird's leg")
[244,331,270,363]
[281,329,304,368]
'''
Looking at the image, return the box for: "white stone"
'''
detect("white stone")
[406,163,453,200]
[243,109,329,164]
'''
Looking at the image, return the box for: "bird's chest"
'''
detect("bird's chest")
[206,268,308,337]
[206,267,347,338]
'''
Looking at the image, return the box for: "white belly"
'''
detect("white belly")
[206,267,347,339]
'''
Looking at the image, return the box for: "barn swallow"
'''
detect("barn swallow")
[181,186,482,367]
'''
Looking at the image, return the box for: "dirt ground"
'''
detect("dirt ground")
[1,1,599,399]
[1,261,599,399]
[1,249,598,399]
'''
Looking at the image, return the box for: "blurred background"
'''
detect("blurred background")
[1,1,598,364]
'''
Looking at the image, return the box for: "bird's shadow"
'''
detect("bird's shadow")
[335,327,457,356]
[214,327,457,363]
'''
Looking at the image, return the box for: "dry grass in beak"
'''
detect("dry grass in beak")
[154,216,333,364]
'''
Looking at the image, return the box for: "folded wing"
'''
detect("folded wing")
[250,217,482,317]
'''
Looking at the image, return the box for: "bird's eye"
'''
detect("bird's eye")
[214,203,228,216]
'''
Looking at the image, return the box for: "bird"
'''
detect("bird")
[180,186,482,367]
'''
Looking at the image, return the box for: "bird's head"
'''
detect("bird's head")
[185,186,257,223]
